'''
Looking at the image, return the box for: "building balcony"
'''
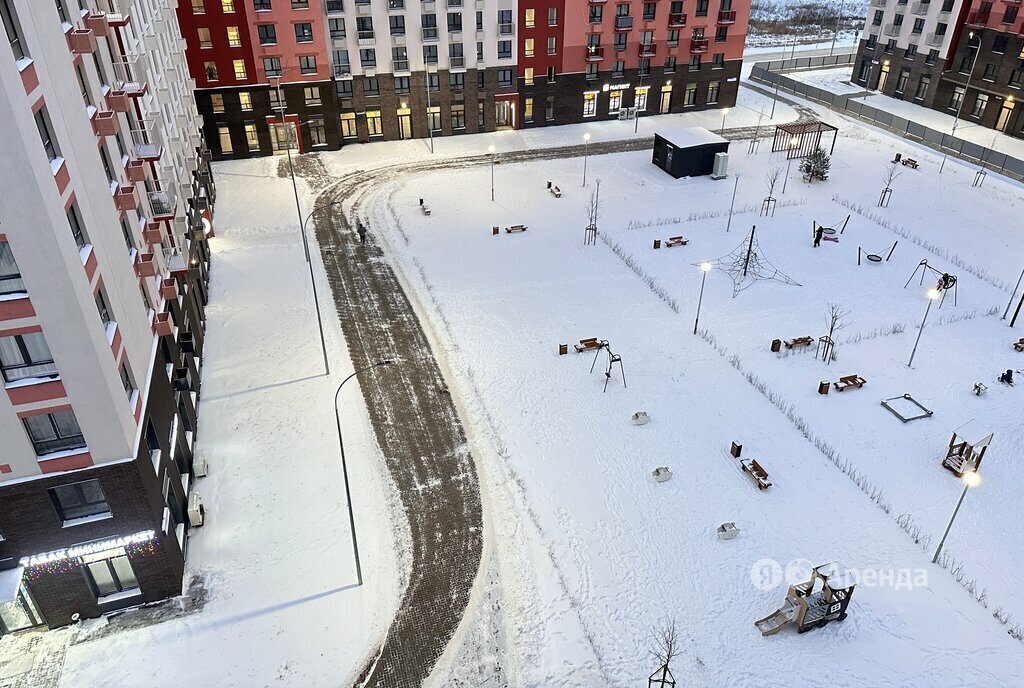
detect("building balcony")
[135,252,158,278]
[717,9,736,24]
[163,246,189,276]
[1,359,58,384]
[143,224,163,245]
[668,12,687,26]
[147,187,177,220]
[910,1,929,14]
[126,158,147,183]
[690,37,709,53]
[160,278,179,301]
[112,56,147,97]
[115,185,139,212]
[587,45,605,60]
[68,28,98,54]
[393,59,410,72]
[334,64,353,78]
[925,31,944,46]
[499,22,515,35]
[966,10,990,25]
[388,0,405,9]
[450,55,466,68]
[131,125,163,161]
[615,15,633,29]
[883,23,901,36]
[84,10,109,34]
[422,27,439,40]
[106,88,130,112]
[91,110,119,137]
[153,311,173,337]
[639,41,657,56]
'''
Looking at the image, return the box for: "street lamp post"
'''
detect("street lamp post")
[720,107,730,135]
[425,67,435,154]
[941,31,980,174]
[301,202,339,377]
[725,173,740,233]
[829,0,847,57]
[634,75,644,134]
[272,76,310,264]
[908,288,941,367]
[782,136,799,194]
[335,359,396,586]
[488,144,495,201]
[582,132,592,186]
[693,262,713,334]
[932,470,981,563]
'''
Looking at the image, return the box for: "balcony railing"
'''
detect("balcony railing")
[389,0,405,9]
[668,12,687,26]
[393,59,410,71]
[131,124,163,161]
[450,55,465,68]
[717,9,736,24]
[448,0,462,6]
[925,31,944,46]
[911,1,930,13]
[0,274,26,296]
[2,360,58,384]
[326,0,344,10]
[163,246,189,276]
[639,41,657,56]
[334,63,352,77]
[690,37,709,53]
[422,27,439,40]
[111,55,147,97]
[883,23,901,36]
[498,22,514,34]
[147,186,177,220]
[358,30,375,40]
[587,45,605,60]
[615,15,633,29]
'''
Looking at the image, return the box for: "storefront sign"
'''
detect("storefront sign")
[19,530,156,568]
[603,83,630,92]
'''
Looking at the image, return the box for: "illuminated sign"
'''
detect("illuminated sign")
[19,530,156,567]
[603,83,631,92]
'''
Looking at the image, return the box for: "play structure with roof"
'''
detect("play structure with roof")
[772,120,839,159]
[942,421,993,477]
[755,562,856,636]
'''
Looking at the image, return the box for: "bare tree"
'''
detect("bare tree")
[879,161,902,207]
[764,168,781,198]
[649,618,682,675]
[584,188,602,227]
[825,302,851,341]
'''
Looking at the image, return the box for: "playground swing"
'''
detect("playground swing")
[905,259,957,307]
[588,340,626,392]
[813,214,850,238]
[858,241,898,265]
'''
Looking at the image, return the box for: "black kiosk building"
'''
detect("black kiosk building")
[652,126,729,179]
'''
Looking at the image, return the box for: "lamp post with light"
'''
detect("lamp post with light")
[583,132,592,186]
[908,288,941,367]
[932,470,981,564]
[782,135,799,194]
[941,31,980,173]
[694,262,713,334]
[720,107,730,135]
[488,145,495,201]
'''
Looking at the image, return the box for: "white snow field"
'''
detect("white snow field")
[352,121,1024,684]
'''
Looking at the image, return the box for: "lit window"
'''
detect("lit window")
[239,91,252,110]
[524,67,533,85]
[204,61,218,80]
[197,27,212,48]
[227,26,241,47]
[218,124,233,153]
[211,93,225,113]
[222,0,235,11]
[233,59,247,79]
[583,91,596,117]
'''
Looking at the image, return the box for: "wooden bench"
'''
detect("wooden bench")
[574,338,601,353]
[784,336,813,349]
[665,236,689,248]
[741,458,772,490]
[1013,337,1024,352]
[506,224,528,233]
[421,204,432,216]
[833,374,867,391]
[549,185,562,198]
[901,158,919,169]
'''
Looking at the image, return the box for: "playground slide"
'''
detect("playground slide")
[754,606,797,636]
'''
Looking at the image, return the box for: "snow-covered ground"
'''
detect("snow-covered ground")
[351,120,1024,683]
[786,65,866,94]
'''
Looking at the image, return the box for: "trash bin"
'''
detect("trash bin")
[771,339,782,353]
[818,380,830,395]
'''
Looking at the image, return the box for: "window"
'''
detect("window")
[448,12,462,31]
[635,86,648,111]
[866,34,877,48]
[428,72,439,91]
[233,59,247,79]
[547,65,556,83]
[222,0,235,10]
[614,32,626,51]
[545,95,554,120]
[498,40,512,59]
[119,361,136,400]
[608,89,622,113]
[707,80,720,104]
[525,8,535,27]
[475,10,482,30]
[583,91,597,117]
[360,49,376,68]
[0,332,57,383]
[612,60,624,77]
[395,76,410,93]
[524,67,534,85]
[638,58,650,76]
[366,110,383,136]
[476,41,483,59]
[684,83,697,105]
[227,26,241,46]
[872,9,883,25]
[244,121,259,150]
[191,0,205,12]
[925,49,938,65]
[524,38,534,58]
[905,43,917,60]
[218,124,233,153]
[1004,5,1018,23]
[643,1,655,19]
[970,93,988,118]
[1010,68,1023,88]
[524,97,533,122]
[75,65,92,108]
[664,56,676,73]
[589,5,602,23]
[548,37,556,54]
[197,27,212,48]
[257,24,276,45]
[67,203,89,249]
[84,553,139,598]
[695,0,708,15]
[336,79,353,98]
[27,411,86,457]
[292,0,309,7]
[586,63,598,80]
[423,44,438,63]
[390,15,404,35]
[34,108,59,162]
[982,63,996,82]
[304,86,322,105]
[896,68,909,94]
[0,241,25,296]
[49,479,108,520]
[668,29,679,46]
[498,9,512,32]
[239,91,252,110]
[269,87,283,112]
[392,46,408,70]
[959,53,974,74]
[478,99,485,126]
[340,112,357,138]
[948,85,965,111]
[330,18,346,38]
[299,55,317,74]
[548,7,557,25]
[477,70,485,88]
[364,76,379,96]
[295,22,313,42]
[451,103,465,129]
[427,106,441,132]
[205,60,219,80]
[254,0,271,8]
[95,287,112,326]
[712,52,724,69]
[309,117,327,145]
[715,26,727,42]
[450,71,464,90]
[912,17,924,34]
[689,55,701,71]
[497,68,512,86]
[422,13,438,39]
[263,57,281,76]
[993,35,1008,54]
[912,75,930,100]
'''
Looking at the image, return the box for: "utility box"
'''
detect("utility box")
[818,381,830,395]
[771,339,782,353]
[652,126,730,179]
[711,152,729,180]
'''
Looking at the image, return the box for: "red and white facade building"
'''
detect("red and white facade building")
[0,0,214,634]
[177,0,749,158]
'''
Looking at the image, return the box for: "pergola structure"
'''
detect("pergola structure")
[772,120,839,159]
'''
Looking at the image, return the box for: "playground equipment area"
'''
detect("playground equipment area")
[755,563,856,636]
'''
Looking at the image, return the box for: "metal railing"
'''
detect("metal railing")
[749,55,1024,183]
[2,360,58,383]
[130,124,163,160]
[926,31,945,46]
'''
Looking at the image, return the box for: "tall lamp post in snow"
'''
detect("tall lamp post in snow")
[829,0,847,57]
[908,288,941,367]
[693,262,713,334]
[335,359,397,586]
[582,132,592,186]
[782,136,799,194]
[720,107,730,135]
[488,144,495,201]
[425,67,436,154]
[932,470,981,563]
[941,31,980,174]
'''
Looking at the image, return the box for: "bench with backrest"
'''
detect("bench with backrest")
[421,204,432,215]
[574,337,601,353]
[741,458,772,490]
[784,336,813,349]
[549,185,562,198]
[665,236,689,248]
[901,158,919,169]
[507,224,528,233]
[833,374,867,391]
[1013,337,1024,352]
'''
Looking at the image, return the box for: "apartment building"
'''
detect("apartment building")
[181,0,749,157]
[853,0,1023,138]
[0,0,214,634]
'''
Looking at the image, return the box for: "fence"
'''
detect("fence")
[749,56,1024,183]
